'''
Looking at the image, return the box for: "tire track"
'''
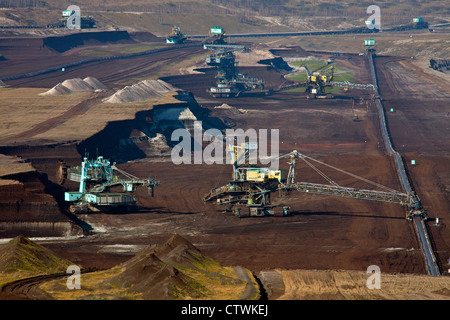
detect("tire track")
[0,273,65,300]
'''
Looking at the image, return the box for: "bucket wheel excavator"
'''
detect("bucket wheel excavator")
[57,156,159,214]
[203,145,425,220]
[203,43,265,98]
[299,62,375,99]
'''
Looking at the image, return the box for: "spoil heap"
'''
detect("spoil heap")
[0,235,73,274]
[104,234,246,300]
[103,79,177,103]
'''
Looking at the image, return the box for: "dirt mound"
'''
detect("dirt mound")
[39,77,107,96]
[130,31,164,43]
[150,234,200,267]
[104,234,244,299]
[103,79,177,103]
[105,252,200,300]
[104,234,212,299]
[0,235,73,274]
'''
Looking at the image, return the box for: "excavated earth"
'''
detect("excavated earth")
[0,31,449,299]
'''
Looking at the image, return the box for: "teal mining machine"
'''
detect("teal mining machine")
[57,156,159,214]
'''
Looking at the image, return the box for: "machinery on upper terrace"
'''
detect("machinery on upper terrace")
[57,156,159,214]
[166,26,187,44]
[203,43,265,98]
[203,144,426,220]
[61,8,97,29]
[301,62,335,99]
[202,26,227,45]
[299,61,375,99]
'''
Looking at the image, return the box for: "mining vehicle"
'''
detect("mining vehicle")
[298,62,375,98]
[166,26,187,44]
[202,26,227,44]
[203,144,426,220]
[301,63,334,99]
[61,9,97,29]
[204,43,265,98]
[57,156,159,213]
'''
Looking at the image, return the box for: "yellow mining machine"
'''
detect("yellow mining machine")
[202,26,227,44]
[300,61,375,98]
[203,143,288,216]
[166,25,187,44]
[203,145,426,219]
[301,63,335,99]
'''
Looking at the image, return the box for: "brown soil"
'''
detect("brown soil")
[0,31,202,90]
[0,32,448,300]
[374,55,450,274]
[103,234,244,300]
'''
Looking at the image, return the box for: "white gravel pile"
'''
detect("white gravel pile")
[103,79,177,103]
[83,76,108,90]
[39,77,107,96]
[39,82,73,96]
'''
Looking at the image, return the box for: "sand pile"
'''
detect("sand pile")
[39,77,107,96]
[103,79,177,103]
[214,103,233,109]
[154,106,197,123]
[61,78,97,92]
[214,103,248,115]
[83,76,108,90]
[39,83,72,96]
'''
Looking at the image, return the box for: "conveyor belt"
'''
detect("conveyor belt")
[367,52,440,276]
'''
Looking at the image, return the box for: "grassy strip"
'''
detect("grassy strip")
[286,59,355,89]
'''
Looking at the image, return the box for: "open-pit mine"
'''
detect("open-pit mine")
[0,14,449,305]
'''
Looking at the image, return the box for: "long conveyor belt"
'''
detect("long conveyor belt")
[367,51,440,276]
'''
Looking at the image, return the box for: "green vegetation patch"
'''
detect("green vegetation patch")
[286,59,355,85]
